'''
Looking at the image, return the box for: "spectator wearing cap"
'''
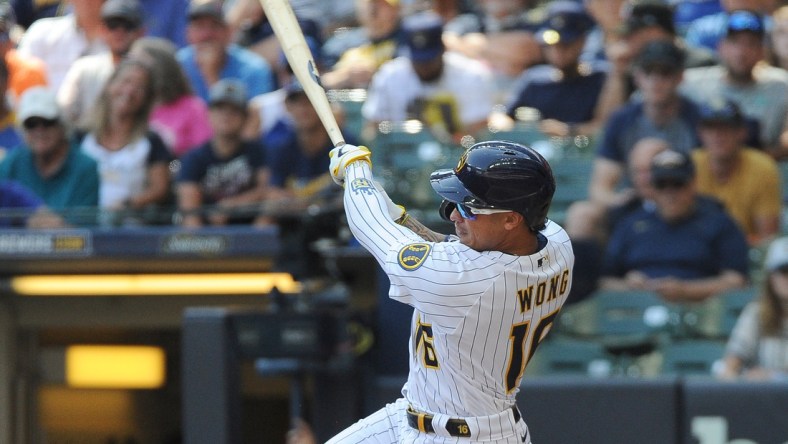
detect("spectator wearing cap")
[245,35,325,142]
[320,0,405,90]
[501,0,607,138]
[0,86,99,225]
[591,0,718,138]
[17,0,109,92]
[58,0,147,132]
[600,149,749,302]
[176,78,269,227]
[362,11,495,143]
[264,78,359,200]
[0,2,47,105]
[719,235,788,381]
[176,0,275,104]
[587,40,701,213]
[691,99,781,245]
[685,0,776,53]
[80,59,173,226]
[680,9,788,157]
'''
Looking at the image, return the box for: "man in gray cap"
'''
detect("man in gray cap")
[176,78,270,227]
[58,0,147,131]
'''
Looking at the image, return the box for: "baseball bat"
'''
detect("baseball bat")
[259,0,345,147]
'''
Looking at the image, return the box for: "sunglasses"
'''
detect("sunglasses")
[456,203,511,220]
[653,179,690,190]
[104,18,139,31]
[23,118,58,130]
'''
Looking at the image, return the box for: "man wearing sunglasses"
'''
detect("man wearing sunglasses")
[327,140,574,443]
[0,87,99,226]
[58,0,146,131]
[600,149,749,302]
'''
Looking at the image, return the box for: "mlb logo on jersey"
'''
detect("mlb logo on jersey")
[398,243,431,270]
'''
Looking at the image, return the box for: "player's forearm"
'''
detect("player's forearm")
[397,214,446,243]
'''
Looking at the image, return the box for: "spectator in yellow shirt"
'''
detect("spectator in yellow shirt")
[691,99,782,246]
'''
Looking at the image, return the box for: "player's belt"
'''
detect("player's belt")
[406,405,521,438]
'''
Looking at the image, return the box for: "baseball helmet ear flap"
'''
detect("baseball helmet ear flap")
[439,199,456,221]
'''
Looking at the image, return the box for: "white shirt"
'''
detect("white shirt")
[362,52,495,132]
[17,14,108,92]
[80,133,151,209]
[57,52,115,130]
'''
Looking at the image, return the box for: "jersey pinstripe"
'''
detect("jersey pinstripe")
[340,161,574,441]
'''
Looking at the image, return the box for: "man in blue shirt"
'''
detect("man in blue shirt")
[600,149,749,302]
[505,1,607,137]
[176,0,275,103]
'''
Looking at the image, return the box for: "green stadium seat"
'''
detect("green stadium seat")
[659,339,726,376]
[525,338,613,377]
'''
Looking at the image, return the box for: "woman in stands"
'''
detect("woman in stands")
[80,58,174,226]
[719,236,788,381]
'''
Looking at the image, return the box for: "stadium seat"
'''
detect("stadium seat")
[557,289,677,356]
[659,339,726,376]
[327,89,367,142]
[686,286,757,339]
[525,338,613,377]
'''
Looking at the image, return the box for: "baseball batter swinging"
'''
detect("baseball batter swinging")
[327,140,575,443]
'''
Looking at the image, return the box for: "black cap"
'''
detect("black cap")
[726,10,765,37]
[101,0,144,26]
[633,40,685,72]
[536,1,595,45]
[651,150,694,184]
[699,99,746,126]
[622,0,675,36]
[188,0,225,22]
[403,12,444,62]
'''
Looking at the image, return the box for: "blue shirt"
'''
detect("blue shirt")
[177,44,276,103]
[603,196,750,280]
[685,12,773,53]
[597,97,702,164]
[264,119,358,192]
[507,62,608,123]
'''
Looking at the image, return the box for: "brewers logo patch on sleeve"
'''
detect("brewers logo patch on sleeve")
[398,243,431,270]
[349,177,376,195]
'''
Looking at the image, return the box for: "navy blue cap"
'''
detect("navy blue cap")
[403,12,444,62]
[633,40,685,71]
[699,99,746,126]
[726,10,765,36]
[537,1,595,45]
[622,0,675,36]
[651,150,695,183]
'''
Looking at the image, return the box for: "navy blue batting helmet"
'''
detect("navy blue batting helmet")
[430,141,556,231]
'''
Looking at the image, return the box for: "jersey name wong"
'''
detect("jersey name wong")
[517,268,570,313]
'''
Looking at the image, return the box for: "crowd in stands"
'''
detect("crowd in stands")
[0,0,786,381]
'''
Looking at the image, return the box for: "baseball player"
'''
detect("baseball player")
[327,141,574,443]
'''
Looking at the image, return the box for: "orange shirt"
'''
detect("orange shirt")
[5,49,48,104]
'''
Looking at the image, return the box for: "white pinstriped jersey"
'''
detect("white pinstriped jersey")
[343,162,575,420]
